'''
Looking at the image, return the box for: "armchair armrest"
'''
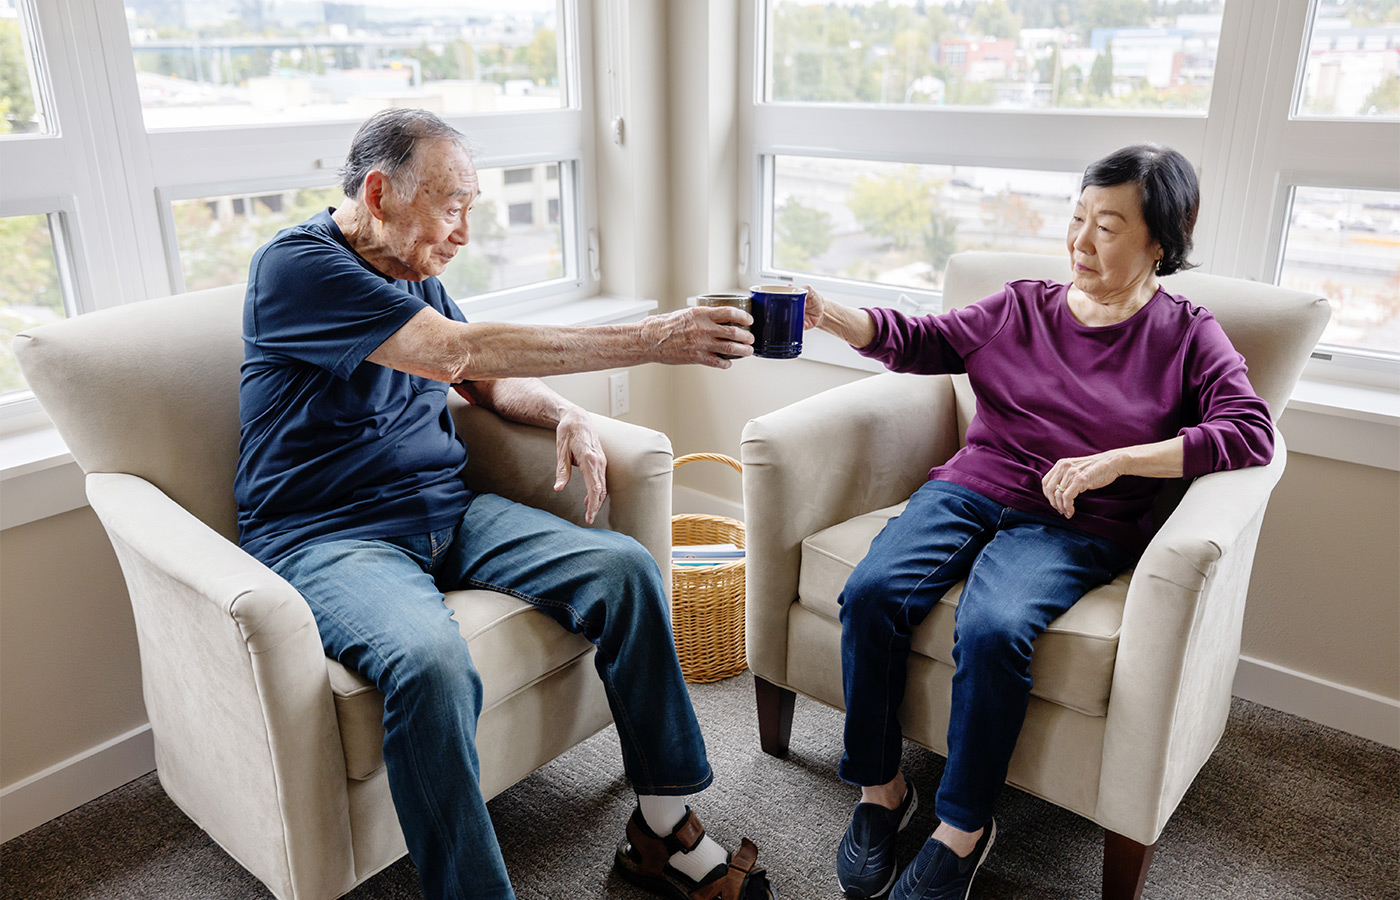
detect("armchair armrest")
[450,397,674,591]
[85,472,354,900]
[740,372,961,684]
[1097,430,1288,843]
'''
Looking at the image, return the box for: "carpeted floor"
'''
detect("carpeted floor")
[2,673,1396,899]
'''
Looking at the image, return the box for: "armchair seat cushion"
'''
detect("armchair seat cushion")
[327,588,594,780]
[797,502,1133,718]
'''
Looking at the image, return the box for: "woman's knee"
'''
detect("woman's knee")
[953,602,1035,666]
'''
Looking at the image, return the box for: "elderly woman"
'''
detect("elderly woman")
[805,144,1274,900]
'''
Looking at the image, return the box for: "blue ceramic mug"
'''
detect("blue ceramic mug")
[748,284,806,359]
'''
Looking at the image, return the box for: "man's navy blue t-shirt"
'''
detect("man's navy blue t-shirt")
[235,209,472,566]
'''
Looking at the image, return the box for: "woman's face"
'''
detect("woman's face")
[1066,182,1163,301]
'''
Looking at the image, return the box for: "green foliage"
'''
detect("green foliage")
[0,18,37,133]
[848,167,939,251]
[1088,42,1114,96]
[0,214,64,394]
[177,187,341,292]
[1362,74,1400,116]
[775,197,834,268]
[516,29,557,85]
[970,2,1021,39]
[924,207,958,275]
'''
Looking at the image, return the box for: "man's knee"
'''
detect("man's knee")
[389,629,483,704]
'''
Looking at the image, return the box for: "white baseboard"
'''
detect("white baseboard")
[0,724,155,843]
[673,485,745,521]
[1232,655,1400,749]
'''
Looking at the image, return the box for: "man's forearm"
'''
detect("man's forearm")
[368,306,750,383]
[456,377,572,429]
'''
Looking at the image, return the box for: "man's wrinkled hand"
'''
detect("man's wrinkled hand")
[643,306,754,368]
[555,407,608,524]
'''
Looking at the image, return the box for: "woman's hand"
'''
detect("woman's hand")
[802,285,826,331]
[1041,450,1125,519]
[1042,436,1186,518]
[555,406,608,524]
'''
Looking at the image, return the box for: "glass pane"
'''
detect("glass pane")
[440,162,565,297]
[124,0,564,129]
[1297,2,1400,118]
[1280,186,1400,355]
[172,163,565,297]
[767,0,1225,112]
[1,0,47,135]
[772,155,1078,292]
[0,214,66,395]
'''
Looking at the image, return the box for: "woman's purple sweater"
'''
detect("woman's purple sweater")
[858,279,1275,552]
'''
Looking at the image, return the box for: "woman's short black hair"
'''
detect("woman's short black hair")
[1081,143,1199,276]
[340,108,469,201]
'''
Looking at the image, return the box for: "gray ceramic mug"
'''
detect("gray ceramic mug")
[694,292,752,359]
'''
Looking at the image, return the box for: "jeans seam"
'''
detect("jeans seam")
[464,577,596,632]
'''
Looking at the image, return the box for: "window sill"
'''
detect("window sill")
[0,293,660,531]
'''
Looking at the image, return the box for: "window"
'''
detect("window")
[0,214,65,394]
[504,167,535,184]
[1281,186,1400,355]
[0,0,46,134]
[1,0,596,429]
[124,0,565,129]
[766,0,1226,112]
[772,156,1076,293]
[741,0,1400,379]
[1296,1,1400,119]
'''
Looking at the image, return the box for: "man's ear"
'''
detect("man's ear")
[364,170,389,221]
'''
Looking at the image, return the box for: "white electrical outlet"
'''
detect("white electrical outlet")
[609,371,630,416]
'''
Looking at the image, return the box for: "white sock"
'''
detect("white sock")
[637,795,730,883]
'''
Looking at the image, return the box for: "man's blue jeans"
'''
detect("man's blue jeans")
[837,480,1134,832]
[272,492,712,900]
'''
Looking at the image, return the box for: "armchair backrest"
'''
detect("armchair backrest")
[940,252,1332,423]
[15,284,247,542]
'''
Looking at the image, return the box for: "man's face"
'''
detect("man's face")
[380,139,479,281]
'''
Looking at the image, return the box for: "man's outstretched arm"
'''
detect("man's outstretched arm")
[368,305,753,383]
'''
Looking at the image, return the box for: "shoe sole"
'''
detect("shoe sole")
[836,787,920,899]
[957,819,997,900]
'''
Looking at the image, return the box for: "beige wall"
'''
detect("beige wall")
[0,0,1395,814]
[0,507,144,786]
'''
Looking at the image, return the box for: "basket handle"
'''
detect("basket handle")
[673,452,742,474]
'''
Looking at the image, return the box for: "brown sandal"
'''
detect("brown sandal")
[614,806,777,900]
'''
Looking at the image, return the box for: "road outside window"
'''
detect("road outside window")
[1281,186,1400,355]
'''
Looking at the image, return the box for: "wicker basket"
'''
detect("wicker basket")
[670,453,747,683]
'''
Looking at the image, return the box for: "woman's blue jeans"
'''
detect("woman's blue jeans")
[838,480,1134,832]
[272,492,712,900]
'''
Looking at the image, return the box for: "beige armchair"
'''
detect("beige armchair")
[15,285,674,900]
[740,252,1329,900]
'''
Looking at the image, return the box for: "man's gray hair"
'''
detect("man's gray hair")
[340,108,473,202]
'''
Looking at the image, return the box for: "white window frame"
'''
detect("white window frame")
[2,0,604,434]
[738,0,1400,390]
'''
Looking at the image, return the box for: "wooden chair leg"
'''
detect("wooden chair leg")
[754,676,796,757]
[1103,830,1156,900]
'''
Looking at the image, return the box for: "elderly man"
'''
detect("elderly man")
[235,108,774,900]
